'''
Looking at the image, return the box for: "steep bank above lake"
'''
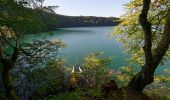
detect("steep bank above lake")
[55,14,119,28]
[41,12,119,30]
[0,3,119,33]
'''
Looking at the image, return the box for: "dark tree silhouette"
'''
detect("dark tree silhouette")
[128,0,170,92]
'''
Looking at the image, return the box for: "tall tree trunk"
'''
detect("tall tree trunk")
[2,63,19,100]
[0,48,20,100]
[128,0,170,92]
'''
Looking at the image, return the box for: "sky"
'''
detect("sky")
[43,0,131,17]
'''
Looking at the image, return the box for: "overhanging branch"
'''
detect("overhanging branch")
[153,8,170,69]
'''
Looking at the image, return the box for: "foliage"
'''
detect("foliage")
[29,59,67,99]
[27,52,114,99]
[112,0,170,94]
[11,39,66,98]
[20,39,66,64]
[86,88,104,99]
[154,75,170,83]
[40,12,58,30]
[112,0,170,65]
[113,66,135,87]
[56,15,119,28]
[82,52,112,88]
[0,0,60,99]
[42,88,105,100]
[0,1,46,34]
[0,17,66,98]
[43,89,85,100]
[163,69,170,74]
[0,26,16,58]
[0,0,59,34]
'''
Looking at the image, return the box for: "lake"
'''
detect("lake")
[26,26,170,75]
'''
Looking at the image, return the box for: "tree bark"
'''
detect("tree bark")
[128,0,170,92]
[0,48,20,100]
[2,62,19,100]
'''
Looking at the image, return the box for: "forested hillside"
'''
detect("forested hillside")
[0,2,119,33]
[55,15,119,28]
[37,12,119,30]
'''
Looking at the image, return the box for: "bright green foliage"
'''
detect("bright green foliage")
[25,52,113,99]
[113,66,135,87]
[28,59,66,99]
[163,69,170,74]
[112,1,170,97]
[112,0,170,65]
[0,26,16,38]
[82,52,112,88]
[154,69,170,83]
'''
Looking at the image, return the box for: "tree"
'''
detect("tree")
[82,52,112,88]
[27,59,66,99]
[0,1,62,99]
[114,0,170,92]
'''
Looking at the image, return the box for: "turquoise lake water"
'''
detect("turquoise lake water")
[26,26,170,75]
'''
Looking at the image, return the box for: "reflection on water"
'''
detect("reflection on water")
[48,27,129,69]
[25,26,170,75]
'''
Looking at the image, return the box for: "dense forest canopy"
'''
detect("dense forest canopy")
[55,15,119,28]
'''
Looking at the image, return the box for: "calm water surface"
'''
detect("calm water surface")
[48,26,129,69]
[26,26,170,75]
